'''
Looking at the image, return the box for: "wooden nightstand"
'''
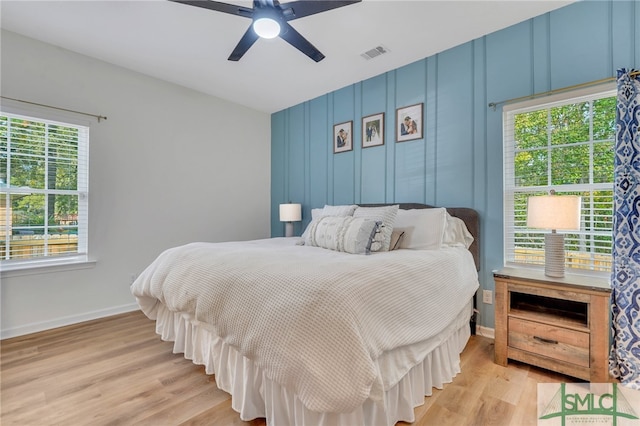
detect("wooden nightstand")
[494,267,611,382]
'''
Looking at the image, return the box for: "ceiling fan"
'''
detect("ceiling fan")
[171,0,361,62]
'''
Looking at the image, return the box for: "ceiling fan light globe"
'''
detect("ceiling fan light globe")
[253,18,280,39]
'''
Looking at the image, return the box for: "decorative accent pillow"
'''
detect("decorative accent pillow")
[390,230,405,250]
[442,213,474,248]
[353,205,399,251]
[392,207,447,250]
[305,216,380,254]
[303,205,358,241]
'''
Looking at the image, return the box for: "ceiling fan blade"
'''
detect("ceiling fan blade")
[279,21,324,62]
[228,26,260,61]
[169,0,254,18]
[277,0,361,21]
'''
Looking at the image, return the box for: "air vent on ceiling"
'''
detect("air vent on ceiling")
[361,45,389,60]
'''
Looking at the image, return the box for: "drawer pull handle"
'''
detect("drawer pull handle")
[534,336,558,345]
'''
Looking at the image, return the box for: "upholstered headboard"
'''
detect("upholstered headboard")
[359,203,480,271]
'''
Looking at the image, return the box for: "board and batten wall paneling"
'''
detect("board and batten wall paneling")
[271,0,639,329]
[472,37,487,215]
[308,97,329,222]
[360,75,388,204]
[394,60,426,204]
[612,1,636,68]
[532,14,551,94]
[424,56,438,206]
[287,104,306,240]
[271,110,287,237]
[332,86,357,205]
[353,82,363,203]
[435,42,474,208]
[550,1,613,89]
[483,20,534,331]
[384,71,396,203]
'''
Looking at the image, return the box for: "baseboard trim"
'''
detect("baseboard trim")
[477,325,495,339]
[2,305,496,341]
[0,303,139,340]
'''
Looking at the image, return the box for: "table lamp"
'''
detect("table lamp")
[526,192,581,277]
[279,203,301,237]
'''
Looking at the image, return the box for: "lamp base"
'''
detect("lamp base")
[544,233,565,278]
[285,222,294,238]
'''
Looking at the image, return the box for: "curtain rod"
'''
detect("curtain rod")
[0,96,107,122]
[488,70,640,111]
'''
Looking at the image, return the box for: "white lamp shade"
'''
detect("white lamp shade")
[279,203,301,222]
[527,195,581,230]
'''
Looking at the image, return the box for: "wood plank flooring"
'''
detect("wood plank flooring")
[1,310,574,425]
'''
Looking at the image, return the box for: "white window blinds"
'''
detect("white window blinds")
[0,112,89,266]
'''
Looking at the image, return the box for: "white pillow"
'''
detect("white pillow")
[392,208,447,250]
[310,208,324,221]
[304,216,380,254]
[442,213,474,248]
[353,205,399,251]
[321,204,358,217]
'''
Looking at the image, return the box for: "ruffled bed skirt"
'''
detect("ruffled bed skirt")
[152,303,471,426]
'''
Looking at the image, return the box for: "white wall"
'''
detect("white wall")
[0,30,271,338]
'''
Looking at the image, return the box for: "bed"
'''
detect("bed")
[131,203,480,425]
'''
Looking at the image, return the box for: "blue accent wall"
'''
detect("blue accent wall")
[271,0,639,329]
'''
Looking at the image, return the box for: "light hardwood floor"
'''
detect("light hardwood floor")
[1,311,575,426]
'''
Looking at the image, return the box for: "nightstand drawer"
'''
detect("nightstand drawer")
[508,317,590,367]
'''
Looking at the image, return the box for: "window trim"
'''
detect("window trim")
[502,82,616,277]
[0,256,96,278]
[1,109,90,270]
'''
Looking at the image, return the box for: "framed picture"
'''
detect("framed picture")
[396,103,423,142]
[333,121,353,153]
[362,113,385,148]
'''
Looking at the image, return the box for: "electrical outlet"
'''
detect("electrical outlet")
[483,289,493,304]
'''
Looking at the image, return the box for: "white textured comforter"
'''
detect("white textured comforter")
[131,237,479,414]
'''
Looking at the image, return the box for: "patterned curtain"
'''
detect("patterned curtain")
[610,68,640,388]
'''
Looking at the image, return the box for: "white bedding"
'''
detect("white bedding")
[153,300,472,425]
[131,237,479,415]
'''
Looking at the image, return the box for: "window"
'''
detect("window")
[0,112,89,269]
[503,85,615,274]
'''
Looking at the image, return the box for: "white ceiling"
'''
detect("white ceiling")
[0,0,573,113]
